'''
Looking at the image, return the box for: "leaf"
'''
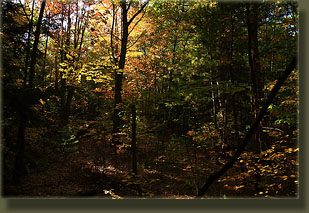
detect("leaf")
[233,185,245,190]
[66,54,73,60]
[281,176,288,180]
[39,99,45,105]
[187,130,195,136]
[149,179,160,184]
[103,190,110,194]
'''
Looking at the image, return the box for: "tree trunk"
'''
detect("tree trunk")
[112,0,148,152]
[112,1,128,152]
[64,86,75,123]
[41,34,49,88]
[12,0,46,184]
[55,56,59,89]
[210,68,218,131]
[23,0,35,87]
[229,11,239,145]
[247,2,264,152]
[28,0,46,88]
[59,4,74,125]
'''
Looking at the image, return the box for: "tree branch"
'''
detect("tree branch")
[127,31,144,50]
[110,3,117,64]
[128,9,146,36]
[128,1,149,26]
[197,56,297,198]
[127,0,132,11]
[28,0,46,88]
[18,0,31,23]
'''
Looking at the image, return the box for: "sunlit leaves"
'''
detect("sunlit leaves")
[103,189,123,199]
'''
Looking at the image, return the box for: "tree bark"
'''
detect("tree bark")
[197,57,296,197]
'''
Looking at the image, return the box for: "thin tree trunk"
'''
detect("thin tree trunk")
[231,95,239,144]
[223,95,228,143]
[60,4,73,124]
[131,104,137,174]
[210,68,218,130]
[55,56,59,89]
[41,35,49,88]
[64,86,75,123]
[23,0,35,87]
[229,11,239,144]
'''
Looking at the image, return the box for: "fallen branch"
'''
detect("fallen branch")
[261,126,284,133]
[197,56,297,197]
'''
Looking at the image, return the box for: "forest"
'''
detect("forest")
[1,0,298,198]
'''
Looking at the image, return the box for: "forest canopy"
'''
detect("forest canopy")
[1,0,298,198]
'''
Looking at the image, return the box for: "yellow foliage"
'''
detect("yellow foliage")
[66,54,73,60]
[280,99,297,106]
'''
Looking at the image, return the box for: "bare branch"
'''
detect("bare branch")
[128,0,150,26]
[127,0,132,11]
[110,3,117,64]
[18,0,31,23]
[127,31,144,50]
[128,8,146,36]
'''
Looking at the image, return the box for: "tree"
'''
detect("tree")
[111,0,149,152]
[246,1,265,153]
[12,0,46,184]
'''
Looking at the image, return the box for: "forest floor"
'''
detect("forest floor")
[3,133,238,198]
[3,126,297,198]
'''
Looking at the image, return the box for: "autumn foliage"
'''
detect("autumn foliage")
[2,0,298,198]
